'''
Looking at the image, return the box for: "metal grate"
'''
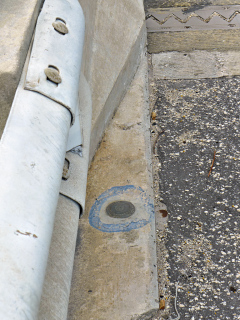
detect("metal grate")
[146,5,240,32]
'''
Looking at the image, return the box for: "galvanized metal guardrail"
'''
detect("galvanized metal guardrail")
[0,0,85,318]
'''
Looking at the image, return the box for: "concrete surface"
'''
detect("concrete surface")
[145,0,240,9]
[77,0,98,84]
[145,1,240,53]
[147,29,240,53]
[68,52,159,320]
[89,22,146,162]
[0,0,43,137]
[78,0,147,161]
[82,0,147,161]
[152,51,240,79]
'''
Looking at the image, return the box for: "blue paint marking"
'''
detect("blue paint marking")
[89,185,154,233]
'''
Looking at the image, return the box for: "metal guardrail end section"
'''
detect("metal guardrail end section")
[60,73,92,213]
[0,0,85,319]
[38,75,92,320]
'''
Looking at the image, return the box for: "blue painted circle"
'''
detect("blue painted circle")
[89,185,154,233]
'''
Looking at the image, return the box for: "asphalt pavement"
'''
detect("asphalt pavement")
[153,77,240,319]
[145,0,240,319]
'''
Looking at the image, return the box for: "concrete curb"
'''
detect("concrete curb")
[68,51,159,320]
[89,23,147,161]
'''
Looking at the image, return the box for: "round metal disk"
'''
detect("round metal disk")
[52,21,68,35]
[44,68,62,84]
[106,201,135,218]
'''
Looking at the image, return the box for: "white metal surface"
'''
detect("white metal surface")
[0,0,85,318]
[38,195,80,320]
[25,0,85,125]
[37,74,91,320]
[66,110,82,151]
[0,58,71,320]
[60,73,92,209]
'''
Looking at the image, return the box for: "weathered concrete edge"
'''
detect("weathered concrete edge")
[16,0,44,79]
[152,50,240,80]
[0,0,44,137]
[67,52,159,320]
[147,29,240,54]
[89,23,147,162]
[133,308,160,320]
[140,50,159,317]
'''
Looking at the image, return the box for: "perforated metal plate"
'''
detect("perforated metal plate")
[146,5,240,32]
